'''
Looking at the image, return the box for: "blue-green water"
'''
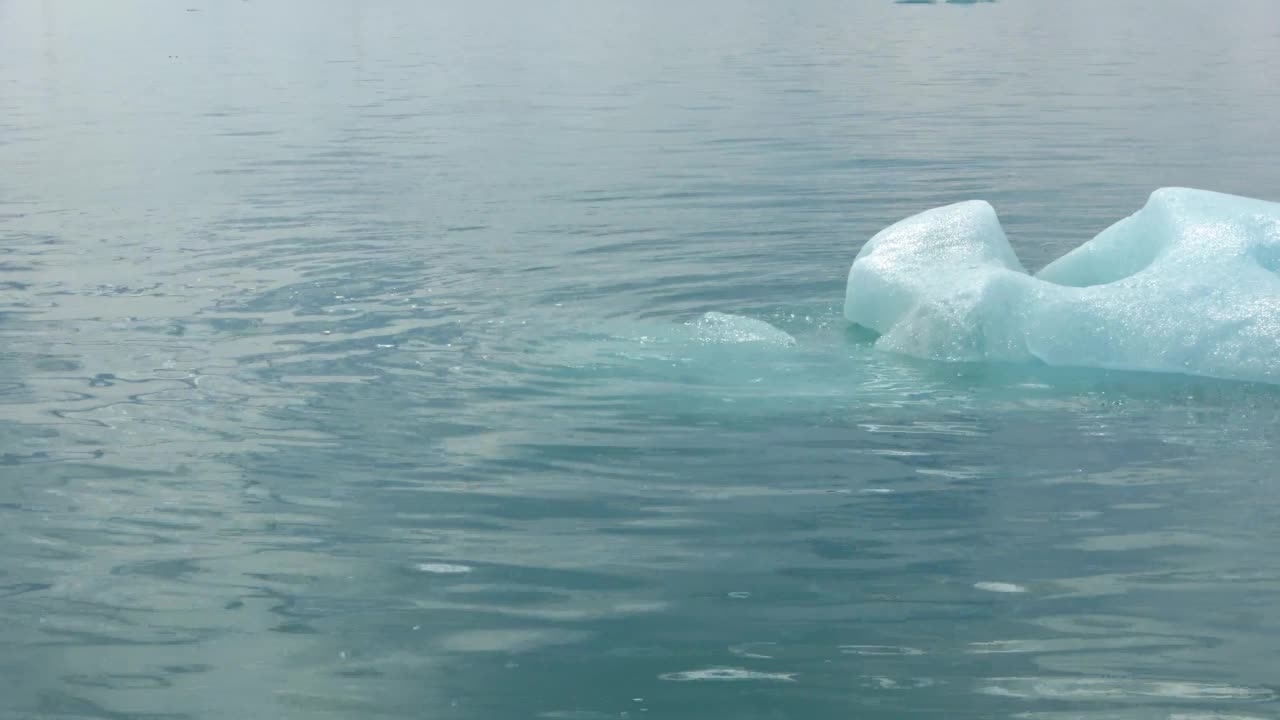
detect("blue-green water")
[4,1,1280,718]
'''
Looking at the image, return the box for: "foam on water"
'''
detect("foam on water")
[979,677,1276,702]
[659,668,798,682]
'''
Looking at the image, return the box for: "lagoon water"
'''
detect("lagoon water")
[3,0,1280,718]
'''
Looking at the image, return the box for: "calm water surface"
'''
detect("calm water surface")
[3,1,1280,718]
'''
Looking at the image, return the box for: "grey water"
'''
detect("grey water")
[3,0,1280,718]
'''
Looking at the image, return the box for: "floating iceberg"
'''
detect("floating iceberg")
[844,188,1280,384]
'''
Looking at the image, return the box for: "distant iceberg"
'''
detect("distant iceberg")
[844,188,1280,384]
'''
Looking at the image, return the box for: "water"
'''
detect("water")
[3,0,1280,717]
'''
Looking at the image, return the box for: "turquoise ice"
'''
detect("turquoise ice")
[844,188,1280,384]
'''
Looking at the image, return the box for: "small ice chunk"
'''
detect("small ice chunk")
[415,563,473,574]
[688,312,796,347]
[659,668,797,682]
[974,581,1027,594]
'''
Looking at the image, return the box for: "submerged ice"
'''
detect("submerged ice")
[687,311,796,347]
[844,188,1280,384]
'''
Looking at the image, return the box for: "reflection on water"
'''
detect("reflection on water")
[4,0,1280,717]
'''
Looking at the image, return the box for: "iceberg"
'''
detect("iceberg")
[844,188,1280,384]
